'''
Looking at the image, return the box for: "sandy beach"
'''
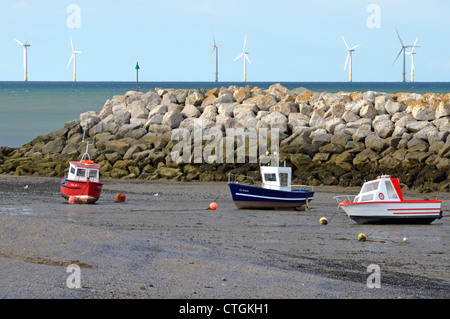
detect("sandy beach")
[0,174,448,299]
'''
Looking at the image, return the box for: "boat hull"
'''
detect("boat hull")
[61,179,103,204]
[340,200,443,224]
[228,183,314,210]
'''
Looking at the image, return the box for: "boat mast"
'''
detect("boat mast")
[81,142,91,162]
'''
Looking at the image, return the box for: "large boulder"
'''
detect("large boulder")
[41,137,66,155]
[143,91,162,110]
[384,100,406,116]
[185,90,205,106]
[128,101,149,119]
[260,111,288,133]
[411,103,436,121]
[80,111,100,130]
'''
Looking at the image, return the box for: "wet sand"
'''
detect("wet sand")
[0,175,448,299]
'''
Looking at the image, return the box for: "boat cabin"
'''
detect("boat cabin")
[354,175,403,203]
[260,165,292,192]
[67,160,101,183]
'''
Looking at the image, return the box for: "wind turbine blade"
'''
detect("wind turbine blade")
[67,54,74,69]
[24,32,32,45]
[212,30,216,46]
[243,34,247,51]
[344,53,350,70]
[350,44,361,50]
[13,38,24,46]
[342,36,349,50]
[74,51,82,54]
[70,36,74,51]
[395,28,404,46]
[411,38,418,53]
[245,54,252,64]
[208,47,216,62]
[393,48,403,65]
[233,53,244,61]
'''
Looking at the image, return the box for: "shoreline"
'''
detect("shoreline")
[0,175,448,299]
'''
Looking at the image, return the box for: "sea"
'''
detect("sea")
[0,81,449,148]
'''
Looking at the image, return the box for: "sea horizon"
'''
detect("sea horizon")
[1,80,450,91]
[1,81,449,148]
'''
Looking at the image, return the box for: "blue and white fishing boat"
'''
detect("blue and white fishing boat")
[228,161,314,211]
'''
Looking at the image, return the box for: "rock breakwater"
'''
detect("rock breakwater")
[0,83,449,192]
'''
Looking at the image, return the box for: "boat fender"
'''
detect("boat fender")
[378,193,385,200]
[68,196,78,204]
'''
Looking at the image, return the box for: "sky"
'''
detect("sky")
[1,0,449,82]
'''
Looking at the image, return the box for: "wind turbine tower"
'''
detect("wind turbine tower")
[13,33,32,81]
[393,28,418,82]
[67,37,82,82]
[342,36,360,82]
[404,38,419,82]
[208,30,224,82]
[234,34,252,82]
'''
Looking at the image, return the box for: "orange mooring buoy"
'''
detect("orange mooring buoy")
[209,202,217,210]
[115,193,126,202]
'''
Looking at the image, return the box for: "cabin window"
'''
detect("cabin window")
[361,181,379,193]
[385,181,398,199]
[70,167,76,175]
[279,173,288,187]
[88,170,98,180]
[361,194,374,202]
[264,173,277,182]
[76,168,86,178]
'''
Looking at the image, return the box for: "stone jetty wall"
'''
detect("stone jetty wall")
[0,83,449,192]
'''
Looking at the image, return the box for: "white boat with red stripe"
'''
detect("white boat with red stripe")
[334,175,443,224]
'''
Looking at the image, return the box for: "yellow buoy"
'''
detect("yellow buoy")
[320,217,328,225]
[358,233,367,241]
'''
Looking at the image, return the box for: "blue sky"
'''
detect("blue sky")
[1,0,449,82]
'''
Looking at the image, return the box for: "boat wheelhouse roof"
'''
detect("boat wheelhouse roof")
[69,160,100,170]
[260,164,292,191]
[357,175,404,202]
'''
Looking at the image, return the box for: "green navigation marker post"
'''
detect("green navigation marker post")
[135,62,140,92]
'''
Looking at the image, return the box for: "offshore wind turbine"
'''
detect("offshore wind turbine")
[233,34,251,82]
[342,36,360,82]
[13,33,32,81]
[404,38,419,82]
[393,28,418,82]
[67,36,82,82]
[208,30,224,82]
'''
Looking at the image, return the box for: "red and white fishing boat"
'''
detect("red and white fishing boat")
[334,175,443,224]
[61,143,103,204]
